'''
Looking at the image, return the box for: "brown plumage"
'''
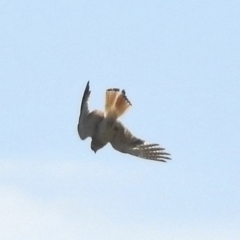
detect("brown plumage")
[77,81,171,162]
[105,88,131,119]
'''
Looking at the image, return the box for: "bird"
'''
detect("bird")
[77,81,171,162]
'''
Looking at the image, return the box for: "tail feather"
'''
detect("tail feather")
[105,88,131,119]
[105,88,119,114]
[114,90,131,118]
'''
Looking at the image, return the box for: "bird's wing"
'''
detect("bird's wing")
[110,121,171,162]
[77,81,104,140]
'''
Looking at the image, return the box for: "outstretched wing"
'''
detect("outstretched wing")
[77,81,104,140]
[110,121,171,162]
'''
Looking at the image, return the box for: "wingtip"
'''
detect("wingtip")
[80,81,91,114]
[86,81,90,90]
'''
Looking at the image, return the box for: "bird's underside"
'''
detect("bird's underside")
[77,81,171,162]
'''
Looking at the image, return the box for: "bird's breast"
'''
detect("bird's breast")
[97,119,116,143]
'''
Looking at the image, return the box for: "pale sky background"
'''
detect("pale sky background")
[1,1,240,240]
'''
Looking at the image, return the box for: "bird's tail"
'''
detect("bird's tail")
[105,88,131,119]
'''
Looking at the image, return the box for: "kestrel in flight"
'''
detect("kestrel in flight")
[77,81,171,162]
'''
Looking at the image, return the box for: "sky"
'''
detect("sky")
[1,1,240,239]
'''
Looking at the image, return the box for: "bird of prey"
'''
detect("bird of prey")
[77,81,171,162]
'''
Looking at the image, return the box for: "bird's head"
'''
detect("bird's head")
[90,139,104,153]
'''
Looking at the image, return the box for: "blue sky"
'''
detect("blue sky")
[1,1,240,239]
